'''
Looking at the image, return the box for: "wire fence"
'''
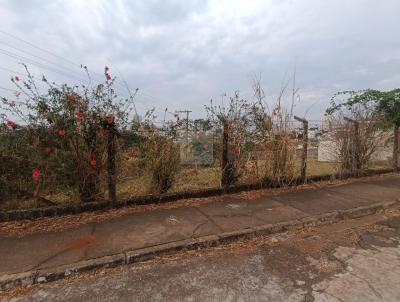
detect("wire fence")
[0,118,398,210]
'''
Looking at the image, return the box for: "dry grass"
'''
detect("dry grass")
[1,173,394,238]
[305,159,339,176]
[1,156,392,210]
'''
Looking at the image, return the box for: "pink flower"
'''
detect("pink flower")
[6,120,15,128]
[105,74,112,81]
[90,159,97,167]
[234,146,241,154]
[44,146,54,153]
[107,116,114,125]
[67,93,77,102]
[32,168,40,181]
[105,66,110,72]
[15,76,20,81]
[58,129,65,136]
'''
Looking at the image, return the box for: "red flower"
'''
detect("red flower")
[44,146,54,153]
[287,140,292,146]
[67,93,76,102]
[6,120,15,128]
[75,112,82,119]
[15,76,20,81]
[58,129,65,136]
[107,116,114,125]
[32,168,40,181]
[90,159,97,167]
[105,74,112,81]
[234,146,241,154]
[105,66,110,72]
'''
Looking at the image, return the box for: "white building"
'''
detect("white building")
[318,131,393,162]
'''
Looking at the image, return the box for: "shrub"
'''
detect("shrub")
[205,92,252,187]
[263,136,296,183]
[326,100,386,174]
[139,135,180,194]
[0,65,131,203]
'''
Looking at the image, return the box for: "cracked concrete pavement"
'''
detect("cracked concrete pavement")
[3,206,400,301]
[1,174,400,301]
[2,174,399,278]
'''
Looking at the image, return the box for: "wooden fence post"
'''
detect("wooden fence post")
[394,124,399,172]
[107,129,117,205]
[221,121,229,187]
[294,116,308,182]
[344,117,360,175]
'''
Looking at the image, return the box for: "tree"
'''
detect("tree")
[327,89,400,171]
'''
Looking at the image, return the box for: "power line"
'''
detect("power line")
[0,40,89,79]
[0,30,80,68]
[0,66,24,75]
[0,85,16,92]
[0,30,125,89]
[0,30,111,83]
[0,30,143,109]
[0,48,89,84]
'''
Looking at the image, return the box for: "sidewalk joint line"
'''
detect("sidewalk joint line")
[194,207,224,233]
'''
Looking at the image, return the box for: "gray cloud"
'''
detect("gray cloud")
[0,0,399,121]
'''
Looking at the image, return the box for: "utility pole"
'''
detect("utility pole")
[176,110,192,158]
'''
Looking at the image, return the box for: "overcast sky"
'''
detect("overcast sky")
[0,0,399,121]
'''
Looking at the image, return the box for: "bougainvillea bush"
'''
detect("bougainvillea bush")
[0,65,130,205]
[204,86,299,187]
[205,91,256,186]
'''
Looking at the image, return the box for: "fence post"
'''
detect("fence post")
[394,124,399,172]
[221,121,229,187]
[294,116,308,183]
[107,129,117,205]
[344,117,360,175]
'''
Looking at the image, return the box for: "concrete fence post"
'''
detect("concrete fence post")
[394,124,399,172]
[344,117,360,175]
[107,129,117,205]
[221,121,230,187]
[294,116,308,182]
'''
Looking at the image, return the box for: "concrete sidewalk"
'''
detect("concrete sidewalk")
[1,174,400,289]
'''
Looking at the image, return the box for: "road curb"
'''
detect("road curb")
[1,199,398,291]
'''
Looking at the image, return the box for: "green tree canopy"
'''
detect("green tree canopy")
[327,89,400,126]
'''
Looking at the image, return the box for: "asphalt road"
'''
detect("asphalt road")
[3,208,400,302]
